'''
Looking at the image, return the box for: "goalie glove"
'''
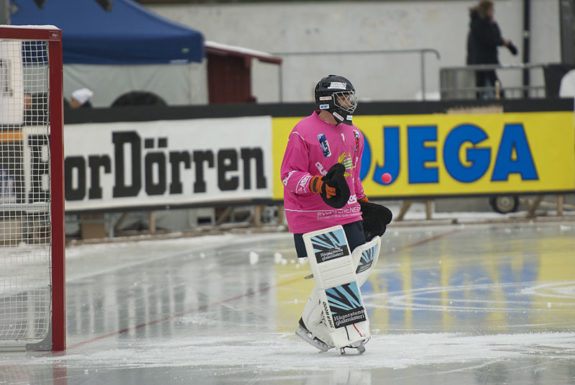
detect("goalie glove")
[359,198,393,241]
[310,163,350,209]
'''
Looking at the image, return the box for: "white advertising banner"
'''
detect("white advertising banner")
[62,116,273,211]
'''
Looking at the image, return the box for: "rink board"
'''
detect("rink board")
[1,105,568,212]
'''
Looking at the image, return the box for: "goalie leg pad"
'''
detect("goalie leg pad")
[300,287,335,348]
[301,236,381,349]
[352,235,381,287]
[302,225,370,349]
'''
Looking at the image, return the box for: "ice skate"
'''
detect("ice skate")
[295,318,333,352]
[339,338,369,355]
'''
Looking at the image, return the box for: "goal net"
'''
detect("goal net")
[0,26,65,351]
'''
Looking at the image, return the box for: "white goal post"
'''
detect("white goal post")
[0,26,65,351]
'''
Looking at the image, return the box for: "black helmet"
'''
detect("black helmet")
[314,75,358,125]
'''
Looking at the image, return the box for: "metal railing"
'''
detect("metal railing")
[273,48,441,102]
[440,63,548,100]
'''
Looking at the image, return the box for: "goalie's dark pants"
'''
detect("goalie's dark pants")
[293,220,366,259]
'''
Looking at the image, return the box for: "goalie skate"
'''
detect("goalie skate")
[339,338,368,355]
[295,319,332,352]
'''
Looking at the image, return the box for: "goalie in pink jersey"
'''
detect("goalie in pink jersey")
[280,75,392,351]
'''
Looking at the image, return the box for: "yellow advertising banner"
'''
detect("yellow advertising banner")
[272,112,575,199]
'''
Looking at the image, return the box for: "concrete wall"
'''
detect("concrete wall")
[147,0,561,103]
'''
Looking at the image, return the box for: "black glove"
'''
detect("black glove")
[359,200,393,241]
[507,42,518,56]
[320,163,350,209]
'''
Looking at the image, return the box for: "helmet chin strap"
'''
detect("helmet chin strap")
[332,111,344,123]
[332,111,352,125]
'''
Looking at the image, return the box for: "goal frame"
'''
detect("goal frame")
[0,26,65,352]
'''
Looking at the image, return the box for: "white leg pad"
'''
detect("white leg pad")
[303,225,370,349]
[352,236,381,287]
[301,287,335,346]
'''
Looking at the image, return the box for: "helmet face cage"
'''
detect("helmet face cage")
[332,91,358,114]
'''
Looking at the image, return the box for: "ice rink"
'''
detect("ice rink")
[2,220,575,384]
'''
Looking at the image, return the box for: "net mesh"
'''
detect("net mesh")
[0,38,52,347]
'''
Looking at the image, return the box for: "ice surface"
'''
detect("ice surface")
[18,332,575,372]
[1,222,575,384]
[249,251,260,265]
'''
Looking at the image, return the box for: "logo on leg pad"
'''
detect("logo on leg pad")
[326,282,367,328]
[311,229,350,263]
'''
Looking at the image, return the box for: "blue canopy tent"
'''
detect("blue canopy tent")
[9,0,280,106]
[10,0,204,65]
[9,0,207,106]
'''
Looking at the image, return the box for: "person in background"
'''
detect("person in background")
[68,88,94,109]
[466,0,518,99]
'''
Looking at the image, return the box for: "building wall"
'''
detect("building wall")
[147,0,561,103]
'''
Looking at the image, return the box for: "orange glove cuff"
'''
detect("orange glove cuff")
[309,175,323,194]
[309,175,336,199]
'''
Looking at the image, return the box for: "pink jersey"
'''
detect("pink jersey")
[281,111,366,234]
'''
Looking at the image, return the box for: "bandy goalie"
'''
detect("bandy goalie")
[280,75,392,354]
